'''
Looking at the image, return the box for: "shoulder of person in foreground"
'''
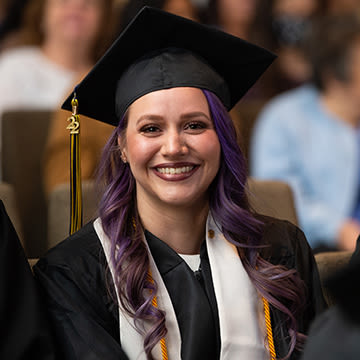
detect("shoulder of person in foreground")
[33,221,129,360]
[300,237,360,360]
[0,200,55,360]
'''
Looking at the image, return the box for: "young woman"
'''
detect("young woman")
[34,7,326,360]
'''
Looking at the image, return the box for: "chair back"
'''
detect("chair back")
[231,100,266,162]
[47,178,298,249]
[247,178,298,226]
[0,182,23,241]
[47,180,99,248]
[1,110,53,257]
[314,250,352,306]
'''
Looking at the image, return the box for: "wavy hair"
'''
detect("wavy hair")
[97,89,306,359]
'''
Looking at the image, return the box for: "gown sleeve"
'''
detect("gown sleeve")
[33,224,129,360]
[0,200,55,359]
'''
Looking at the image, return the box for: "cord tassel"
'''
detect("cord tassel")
[67,95,83,235]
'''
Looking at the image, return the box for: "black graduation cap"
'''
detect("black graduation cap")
[63,6,276,235]
[62,6,276,125]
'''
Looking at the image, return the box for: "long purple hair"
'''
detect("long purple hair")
[97,89,306,359]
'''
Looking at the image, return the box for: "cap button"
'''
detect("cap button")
[208,229,215,239]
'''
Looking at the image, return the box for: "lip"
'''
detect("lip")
[152,162,199,181]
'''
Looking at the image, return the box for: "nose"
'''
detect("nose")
[161,130,188,157]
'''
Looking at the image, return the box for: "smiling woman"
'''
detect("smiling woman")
[33,6,326,360]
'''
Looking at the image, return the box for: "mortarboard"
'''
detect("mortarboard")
[62,6,276,234]
[62,6,276,124]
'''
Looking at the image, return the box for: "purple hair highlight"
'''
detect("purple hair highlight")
[97,89,306,359]
[204,89,306,357]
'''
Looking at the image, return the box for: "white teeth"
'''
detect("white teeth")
[157,166,194,174]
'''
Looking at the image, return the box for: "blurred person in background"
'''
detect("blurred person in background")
[251,14,360,253]
[204,0,280,100]
[323,0,360,14]
[270,0,320,92]
[0,0,117,178]
[0,0,30,51]
[43,0,200,195]
[117,0,199,30]
[0,0,116,116]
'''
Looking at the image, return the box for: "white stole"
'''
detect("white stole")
[94,215,268,360]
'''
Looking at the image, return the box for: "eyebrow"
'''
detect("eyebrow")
[135,114,164,126]
[180,112,211,121]
[136,111,211,125]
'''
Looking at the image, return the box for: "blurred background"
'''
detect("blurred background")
[1,0,360,257]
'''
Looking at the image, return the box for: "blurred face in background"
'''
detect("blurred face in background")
[163,0,198,21]
[42,0,104,47]
[272,0,317,17]
[217,0,258,27]
[341,37,360,118]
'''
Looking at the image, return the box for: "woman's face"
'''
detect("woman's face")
[43,0,103,46]
[121,87,221,210]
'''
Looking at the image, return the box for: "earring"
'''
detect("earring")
[121,153,127,163]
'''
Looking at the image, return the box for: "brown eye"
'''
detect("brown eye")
[140,124,162,135]
[185,122,206,131]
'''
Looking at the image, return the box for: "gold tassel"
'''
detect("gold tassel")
[66,95,83,235]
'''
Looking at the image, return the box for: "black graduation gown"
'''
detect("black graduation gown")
[33,216,326,360]
[0,200,55,360]
[301,237,360,360]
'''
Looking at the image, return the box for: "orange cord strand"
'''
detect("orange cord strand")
[262,296,276,360]
[148,270,169,360]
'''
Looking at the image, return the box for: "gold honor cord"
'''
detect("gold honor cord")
[147,270,169,360]
[262,296,276,360]
[67,96,83,235]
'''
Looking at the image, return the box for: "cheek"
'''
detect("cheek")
[43,4,60,28]
[196,134,221,167]
[124,136,157,166]
[86,8,103,29]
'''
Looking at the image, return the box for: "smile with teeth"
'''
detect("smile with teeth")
[156,166,195,174]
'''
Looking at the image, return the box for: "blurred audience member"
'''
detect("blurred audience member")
[163,0,198,20]
[270,0,320,92]
[0,0,117,178]
[0,0,115,113]
[205,0,281,100]
[206,0,265,40]
[118,0,199,31]
[43,0,199,195]
[251,15,360,252]
[0,0,29,51]
[323,0,360,14]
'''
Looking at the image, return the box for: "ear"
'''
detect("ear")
[118,135,127,163]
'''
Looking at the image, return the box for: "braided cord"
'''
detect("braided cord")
[148,270,169,360]
[262,296,276,360]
